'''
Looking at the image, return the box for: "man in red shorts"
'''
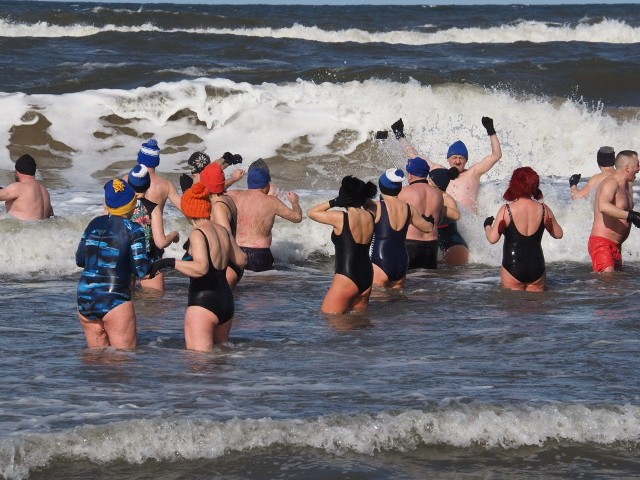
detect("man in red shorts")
[588,150,640,272]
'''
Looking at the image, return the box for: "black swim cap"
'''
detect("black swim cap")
[597,146,615,167]
[15,154,37,176]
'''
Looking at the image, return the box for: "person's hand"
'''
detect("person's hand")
[179,173,194,193]
[287,191,300,204]
[149,258,175,278]
[329,193,352,208]
[627,210,640,228]
[481,116,496,136]
[569,173,581,187]
[484,216,494,228]
[391,118,405,139]
[230,169,245,182]
[422,214,434,225]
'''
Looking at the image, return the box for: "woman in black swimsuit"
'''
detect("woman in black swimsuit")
[149,182,248,351]
[484,167,563,292]
[308,175,377,314]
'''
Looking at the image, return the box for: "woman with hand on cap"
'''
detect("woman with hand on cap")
[370,168,435,289]
[200,162,243,288]
[75,178,151,350]
[484,167,563,292]
[147,182,248,352]
[128,164,180,291]
[307,175,378,314]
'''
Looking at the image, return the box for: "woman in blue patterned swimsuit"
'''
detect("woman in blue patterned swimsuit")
[76,178,151,349]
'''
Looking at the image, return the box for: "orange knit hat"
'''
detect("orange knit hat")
[200,162,226,194]
[181,182,211,219]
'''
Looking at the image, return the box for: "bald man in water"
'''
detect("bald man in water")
[0,154,53,220]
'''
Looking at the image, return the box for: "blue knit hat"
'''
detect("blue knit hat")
[406,157,430,178]
[379,168,404,196]
[447,140,468,160]
[128,164,151,193]
[247,167,271,189]
[104,178,136,215]
[137,139,160,167]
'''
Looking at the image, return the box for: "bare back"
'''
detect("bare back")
[0,178,53,220]
[144,170,181,212]
[398,182,443,241]
[192,221,233,271]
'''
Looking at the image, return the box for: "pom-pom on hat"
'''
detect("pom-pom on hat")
[15,154,37,176]
[447,140,468,160]
[247,167,271,189]
[104,178,137,216]
[200,163,226,194]
[597,146,615,168]
[137,139,161,168]
[406,157,430,178]
[181,182,212,219]
[188,151,211,174]
[128,164,151,193]
[378,168,404,196]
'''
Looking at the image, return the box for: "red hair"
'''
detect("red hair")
[503,166,543,201]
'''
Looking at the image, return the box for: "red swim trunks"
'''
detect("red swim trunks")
[588,236,622,272]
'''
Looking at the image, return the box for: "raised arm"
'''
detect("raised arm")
[307,201,344,229]
[167,181,183,213]
[0,183,19,201]
[274,191,303,223]
[469,117,502,179]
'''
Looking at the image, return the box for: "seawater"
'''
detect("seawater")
[1,2,640,479]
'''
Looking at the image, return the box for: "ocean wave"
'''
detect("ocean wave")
[1,18,639,44]
[1,404,638,479]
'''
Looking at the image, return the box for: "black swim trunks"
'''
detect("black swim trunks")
[405,239,439,270]
[240,246,275,272]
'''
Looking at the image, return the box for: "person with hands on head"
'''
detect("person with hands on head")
[128,164,180,291]
[148,182,248,352]
[308,175,377,314]
[200,162,243,288]
[370,168,435,289]
[588,150,640,272]
[569,146,616,200]
[76,178,151,350]
[179,151,245,193]
[484,167,563,292]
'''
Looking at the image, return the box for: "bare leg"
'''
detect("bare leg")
[102,301,138,349]
[184,306,219,352]
[213,320,233,345]
[372,264,405,290]
[350,287,372,313]
[321,274,360,314]
[79,312,110,349]
[500,267,546,292]
[443,245,469,265]
[140,272,165,291]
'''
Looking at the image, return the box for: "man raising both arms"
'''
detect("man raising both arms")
[0,154,53,220]
[226,166,303,272]
[391,116,501,264]
[588,150,640,273]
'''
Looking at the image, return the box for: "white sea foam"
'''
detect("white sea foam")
[1,18,639,44]
[1,404,638,479]
[0,77,639,274]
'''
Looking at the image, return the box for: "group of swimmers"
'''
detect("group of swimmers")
[3,118,639,352]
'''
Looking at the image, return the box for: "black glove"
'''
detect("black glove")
[179,173,194,193]
[329,194,352,208]
[627,210,640,228]
[375,130,389,140]
[223,152,243,165]
[484,216,494,228]
[149,258,175,279]
[391,118,405,139]
[569,174,581,187]
[481,116,496,136]
[422,214,434,225]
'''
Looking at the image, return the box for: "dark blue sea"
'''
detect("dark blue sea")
[1,2,640,479]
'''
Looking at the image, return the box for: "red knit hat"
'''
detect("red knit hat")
[181,182,211,219]
[200,163,226,194]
